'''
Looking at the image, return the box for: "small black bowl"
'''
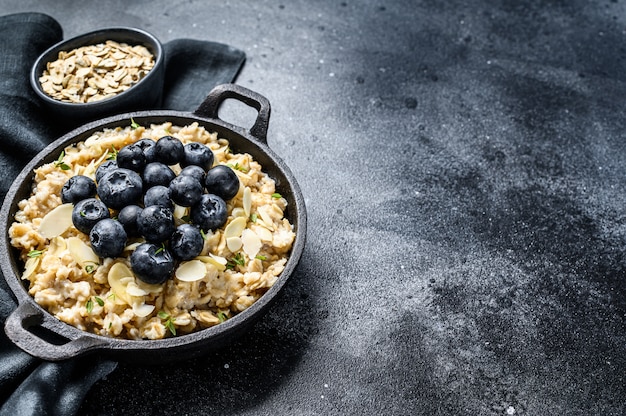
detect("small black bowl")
[30,27,165,123]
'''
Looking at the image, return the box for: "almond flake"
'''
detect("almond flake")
[107,262,134,304]
[224,216,247,239]
[175,260,207,282]
[38,203,74,238]
[243,187,252,217]
[126,281,148,296]
[67,237,99,270]
[241,229,262,259]
[196,254,227,271]
[22,256,40,280]
[132,301,155,317]
[226,236,243,252]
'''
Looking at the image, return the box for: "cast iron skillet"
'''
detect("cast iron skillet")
[0,83,306,363]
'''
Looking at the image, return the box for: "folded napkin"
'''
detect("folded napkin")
[0,12,245,415]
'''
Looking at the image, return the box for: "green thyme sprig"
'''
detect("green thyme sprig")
[54,151,71,170]
[85,296,105,314]
[158,311,176,335]
[27,249,44,258]
[155,243,165,255]
[217,312,228,323]
[226,252,245,270]
[130,117,140,129]
[106,145,119,160]
[227,162,249,173]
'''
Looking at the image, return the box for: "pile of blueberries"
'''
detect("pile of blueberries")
[61,135,240,284]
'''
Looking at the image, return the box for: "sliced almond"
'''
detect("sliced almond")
[257,205,274,231]
[243,187,252,217]
[123,242,142,252]
[135,278,164,294]
[231,207,246,218]
[68,237,99,270]
[107,262,134,304]
[250,224,273,242]
[196,254,227,271]
[226,236,242,252]
[82,160,97,179]
[241,229,262,259]
[38,203,74,238]
[175,260,207,282]
[126,280,149,296]
[224,216,247,239]
[173,204,187,219]
[48,236,68,257]
[132,301,155,317]
[22,256,40,280]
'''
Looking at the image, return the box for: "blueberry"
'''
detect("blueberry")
[154,135,184,165]
[144,185,173,209]
[190,194,228,231]
[204,165,240,200]
[72,198,110,234]
[179,165,206,184]
[142,162,176,189]
[130,243,175,284]
[169,224,204,261]
[95,160,118,183]
[134,138,156,163]
[182,142,214,170]
[89,218,127,258]
[116,143,146,172]
[169,175,203,207]
[117,205,143,238]
[137,205,175,243]
[97,168,143,210]
[61,175,96,204]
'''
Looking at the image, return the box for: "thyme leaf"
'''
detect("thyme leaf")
[54,151,71,170]
[27,249,44,258]
[226,252,245,269]
[106,145,118,160]
[217,312,228,323]
[158,311,176,335]
[155,244,165,255]
[227,162,248,173]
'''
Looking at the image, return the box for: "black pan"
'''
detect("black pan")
[0,84,306,363]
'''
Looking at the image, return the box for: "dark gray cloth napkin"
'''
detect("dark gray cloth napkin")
[0,12,245,415]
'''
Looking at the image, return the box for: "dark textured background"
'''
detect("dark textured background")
[3,0,626,414]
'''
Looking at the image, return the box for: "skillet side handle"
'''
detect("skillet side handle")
[5,302,108,361]
[193,83,271,143]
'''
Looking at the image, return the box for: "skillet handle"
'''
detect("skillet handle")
[4,302,109,361]
[193,83,271,143]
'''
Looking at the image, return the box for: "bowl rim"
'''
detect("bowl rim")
[29,26,164,109]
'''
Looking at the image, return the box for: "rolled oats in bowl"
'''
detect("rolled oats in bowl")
[39,40,155,104]
[30,28,165,122]
[8,121,296,340]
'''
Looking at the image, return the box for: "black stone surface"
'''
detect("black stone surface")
[3,0,626,415]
